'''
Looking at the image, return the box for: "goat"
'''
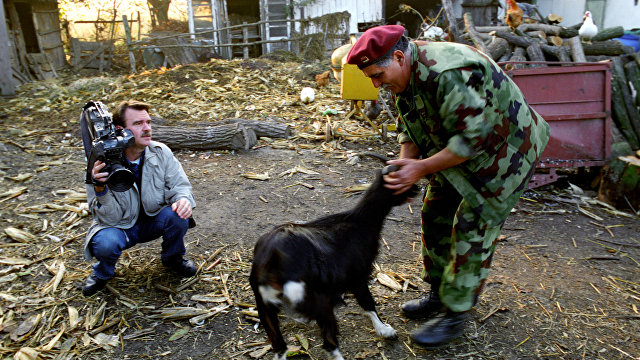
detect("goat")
[250,166,418,360]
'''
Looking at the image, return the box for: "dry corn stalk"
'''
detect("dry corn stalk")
[4,227,36,243]
[242,172,271,181]
[13,347,40,360]
[0,186,28,202]
[7,173,34,182]
[377,272,403,291]
[150,307,210,320]
[41,260,65,294]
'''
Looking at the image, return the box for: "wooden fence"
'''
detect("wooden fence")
[122,15,349,72]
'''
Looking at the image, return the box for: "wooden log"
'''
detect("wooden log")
[525,30,547,42]
[441,0,463,42]
[583,40,634,56]
[526,43,547,67]
[463,12,489,54]
[548,35,563,47]
[548,45,572,62]
[485,37,509,61]
[153,123,257,150]
[495,30,531,48]
[624,61,640,107]
[532,7,548,24]
[567,36,587,62]
[214,118,292,139]
[476,24,577,38]
[610,63,640,149]
[612,57,640,141]
[497,52,511,62]
[546,14,563,25]
[504,47,527,69]
[592,26,625,42]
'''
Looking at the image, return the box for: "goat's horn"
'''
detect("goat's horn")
[382,164,399,175]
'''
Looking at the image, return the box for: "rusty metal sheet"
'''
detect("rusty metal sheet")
[502,62,612,170]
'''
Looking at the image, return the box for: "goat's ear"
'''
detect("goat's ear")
[264,248,285,269]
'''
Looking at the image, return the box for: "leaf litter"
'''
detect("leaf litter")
[0,56,638,360]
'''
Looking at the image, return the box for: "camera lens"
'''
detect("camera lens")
[107,167,135,192]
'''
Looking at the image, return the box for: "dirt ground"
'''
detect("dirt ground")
[0,59,639,360]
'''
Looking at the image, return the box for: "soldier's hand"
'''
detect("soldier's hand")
[172,198,192,220]
[383,159,426,195]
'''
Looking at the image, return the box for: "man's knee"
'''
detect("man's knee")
[158,206,189,232]
[91,228,126,258]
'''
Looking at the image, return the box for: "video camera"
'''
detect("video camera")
[80,101,136,192]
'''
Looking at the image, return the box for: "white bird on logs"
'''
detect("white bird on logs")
[579,11,598,44]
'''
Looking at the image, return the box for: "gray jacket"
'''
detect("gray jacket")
[83,141,195,260]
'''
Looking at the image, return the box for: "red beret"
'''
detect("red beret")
[347,25,405,69]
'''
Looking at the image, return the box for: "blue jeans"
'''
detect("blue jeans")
[90,206,189,280]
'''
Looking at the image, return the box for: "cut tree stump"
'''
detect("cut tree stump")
[153,123,257,150]
[598,156,640,211]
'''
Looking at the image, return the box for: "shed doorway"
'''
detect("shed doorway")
[227,0,262,58]
[14,2,40,53]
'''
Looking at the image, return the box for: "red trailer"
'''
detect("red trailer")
[501,62,612,188]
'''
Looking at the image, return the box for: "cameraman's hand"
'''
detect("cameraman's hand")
[172,198,192,220]
[92,160,108,189]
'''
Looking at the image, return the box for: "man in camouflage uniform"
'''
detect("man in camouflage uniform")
[347,25,549,347]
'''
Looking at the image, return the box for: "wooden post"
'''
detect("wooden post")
[567,36,587,62]
[122,15,136,73]
[0,0,15,95]
[242,22,249,59]
[137,11,141,40]
[441,0,462,42]
[463,12,489,55]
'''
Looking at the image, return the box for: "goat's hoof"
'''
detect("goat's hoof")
[378,324,397,338]
[330,348,345,360]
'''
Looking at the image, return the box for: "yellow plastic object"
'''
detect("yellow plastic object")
[340,58,379,100]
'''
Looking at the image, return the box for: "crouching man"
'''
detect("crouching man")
[82,100,197,296]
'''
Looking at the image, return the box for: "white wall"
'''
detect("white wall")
[536,0,640,29]
[601,0,640,29]
[295,0,383,34]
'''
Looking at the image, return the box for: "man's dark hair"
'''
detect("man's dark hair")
[371,35,410,68]
[112,100,150,127]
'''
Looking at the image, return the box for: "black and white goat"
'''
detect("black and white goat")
[250,166,418,360]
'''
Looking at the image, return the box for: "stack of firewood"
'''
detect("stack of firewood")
[460,12,640,150]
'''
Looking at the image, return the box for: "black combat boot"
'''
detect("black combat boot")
[401,290,443,319]
[82,273,108,297]
[410,310,468,348]
[163,256,197,277]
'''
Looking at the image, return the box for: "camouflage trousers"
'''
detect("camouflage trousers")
[420,173,504,313]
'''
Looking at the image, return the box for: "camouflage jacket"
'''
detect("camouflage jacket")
[396,41,550,226]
